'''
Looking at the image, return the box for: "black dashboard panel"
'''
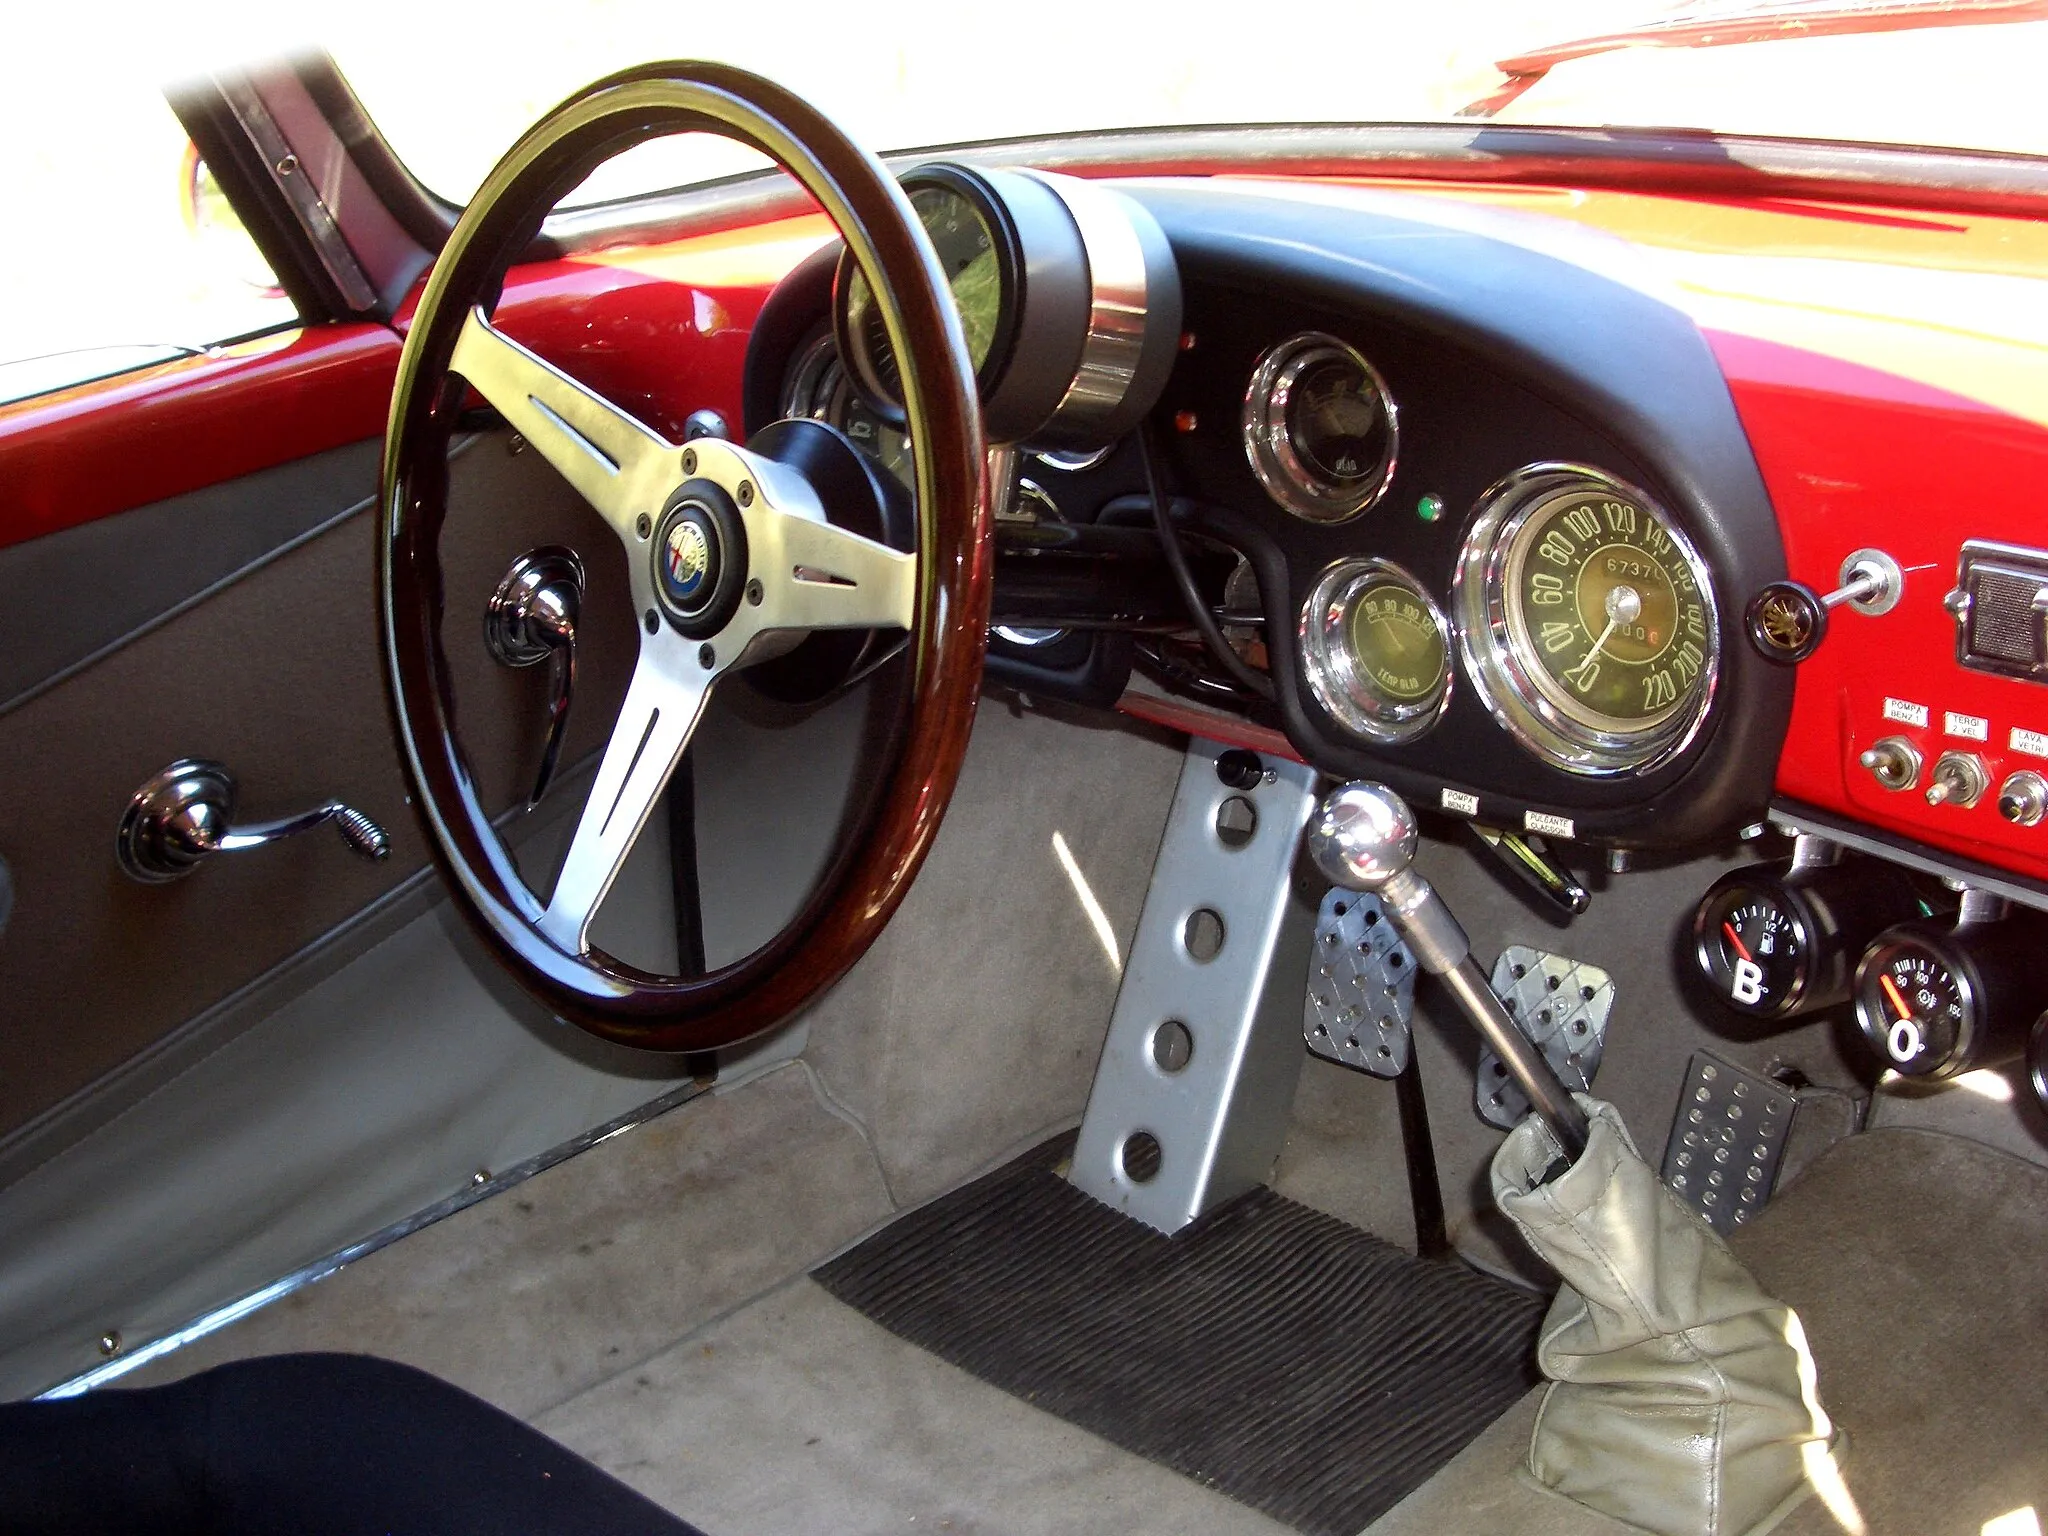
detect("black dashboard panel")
[1123,179,1793,847]
[738,175,1796,849]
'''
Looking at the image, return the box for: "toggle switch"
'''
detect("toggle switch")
[1925,751,1989,809]
[1858,736,1922,792]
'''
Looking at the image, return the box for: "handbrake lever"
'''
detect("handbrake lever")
[1307,782,1591,1168]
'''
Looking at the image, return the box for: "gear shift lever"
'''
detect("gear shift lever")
[1307,782,1591,1164]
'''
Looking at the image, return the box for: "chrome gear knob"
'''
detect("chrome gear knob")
[1304,778,1591,1162]
[1306,781,1419,892]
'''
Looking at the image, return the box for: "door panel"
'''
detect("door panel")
[0,430,637,1143]
[0,439,381,711]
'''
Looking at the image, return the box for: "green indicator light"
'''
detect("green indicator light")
[1417,493,1445,524]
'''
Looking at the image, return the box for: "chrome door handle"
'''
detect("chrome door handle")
[118,759,390,883]
[485,548,584,810]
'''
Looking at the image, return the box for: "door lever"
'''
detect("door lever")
[485,548,584,810]
[118,759,390,883]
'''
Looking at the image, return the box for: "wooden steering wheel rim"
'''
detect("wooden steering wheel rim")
[378,62,990,1051]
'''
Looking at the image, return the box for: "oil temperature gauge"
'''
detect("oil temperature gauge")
[1692,857,1923,1023]
[1853,910,2048,1079]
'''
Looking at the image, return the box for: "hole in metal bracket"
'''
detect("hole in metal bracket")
[1120,1131,1163,1183]
[1215,795,1258,848]
[1151,1020,1194,1073]
[1182,908,1226,961]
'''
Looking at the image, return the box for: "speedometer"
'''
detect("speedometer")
[1454,464,1719,775]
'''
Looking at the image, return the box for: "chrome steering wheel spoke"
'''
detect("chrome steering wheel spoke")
[539,629,715,955]
[535,436,914,959]
[450,306,675,539]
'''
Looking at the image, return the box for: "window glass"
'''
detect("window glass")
[327,0,2048,211]
[0,35,298,408]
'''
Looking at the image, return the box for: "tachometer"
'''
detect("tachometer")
[1455,464,1718,775]
[831,161,1181,449]
[841,183,1004,400]
[1298,558,1452,744]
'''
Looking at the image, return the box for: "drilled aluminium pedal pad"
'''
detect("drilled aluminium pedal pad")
[1661,1052,1797,1235]
[1474,947,1615,1131]
[1304,889,1417,1078]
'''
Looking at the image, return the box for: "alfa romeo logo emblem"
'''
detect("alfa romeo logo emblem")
[663,519,710,601]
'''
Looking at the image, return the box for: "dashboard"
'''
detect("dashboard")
[743,172,1791,851]
[734,160,2048,1110]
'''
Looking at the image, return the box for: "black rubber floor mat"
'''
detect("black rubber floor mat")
[815,1136,1546,1536]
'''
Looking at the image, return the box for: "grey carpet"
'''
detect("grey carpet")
[1372,1126,2048,1536]
[815,1135,1546,1536]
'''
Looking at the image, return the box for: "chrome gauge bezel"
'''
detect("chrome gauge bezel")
[1298,557,1453,745]
[1453,463,1721,777]
[1852,929,1980,1078]
[1242,332,1399,524]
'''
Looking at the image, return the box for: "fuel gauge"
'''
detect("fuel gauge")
[1694,878,1811,1018]
[1692,856,1923,1023]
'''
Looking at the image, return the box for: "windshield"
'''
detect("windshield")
[324,0,2048,208]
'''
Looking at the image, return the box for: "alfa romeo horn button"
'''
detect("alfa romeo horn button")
[663,518,712,606]
[651,486,746,637]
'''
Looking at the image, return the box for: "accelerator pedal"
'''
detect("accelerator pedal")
[1660,1051,1798,1233]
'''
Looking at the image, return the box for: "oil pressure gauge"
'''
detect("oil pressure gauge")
[1692,856,1923,1023]
[1853,908,2048,1079]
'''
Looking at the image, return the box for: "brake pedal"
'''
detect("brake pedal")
[1474,946,1614,1130]
[1304,889,1417,1078]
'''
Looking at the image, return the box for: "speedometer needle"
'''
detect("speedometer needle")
[1568,585,1643,686]
[1879,973,1914,1022]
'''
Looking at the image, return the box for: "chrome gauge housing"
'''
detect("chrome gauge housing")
[1242,332,1398,524]
[833,162,1181,450]
[780,332,911,488]
[1454,463,1720,776]
[1298,557,1452,745]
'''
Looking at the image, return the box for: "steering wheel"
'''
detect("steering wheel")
[378,64,991,1051]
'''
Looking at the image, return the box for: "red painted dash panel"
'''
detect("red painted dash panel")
[1713,330,2048,882]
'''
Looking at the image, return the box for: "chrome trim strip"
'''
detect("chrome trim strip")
[1024,171,1150,438]
[36,1073,712,1399]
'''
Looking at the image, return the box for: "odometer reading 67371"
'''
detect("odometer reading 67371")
[1508,488,1710,731]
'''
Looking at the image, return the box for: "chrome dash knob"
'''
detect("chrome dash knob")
[1999,771,2048,827]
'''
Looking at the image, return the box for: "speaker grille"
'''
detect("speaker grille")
[1953,541,2048,682]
